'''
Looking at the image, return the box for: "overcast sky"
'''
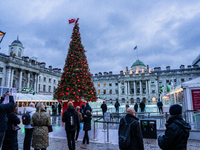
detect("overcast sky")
[1,0,200,74]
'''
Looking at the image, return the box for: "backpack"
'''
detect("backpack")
[22,112,31,125]
[69,112,75,128]
[119,117,135,149]
[115,103,118,108]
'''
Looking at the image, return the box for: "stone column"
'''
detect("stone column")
[140,80,142,94]
[6,67,11,87]
[37,75,40,93]
[34,74,37,92]
[134,81,136,95]
[149,80,151,95]
[10,68,14,87]
[18,69,22,91]
[155,79,158,95]
[125,81,127,95]
[127,81,129,95]
[146,80,148,95]
[27,72,30,88]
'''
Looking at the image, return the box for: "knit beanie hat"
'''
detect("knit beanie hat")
[169,104,182,115]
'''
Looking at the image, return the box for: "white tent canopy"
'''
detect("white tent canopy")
[182,77,200,88]
[16,93,54,100]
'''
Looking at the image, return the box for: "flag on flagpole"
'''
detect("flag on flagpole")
[134,46,137,50]
[69,19,76,24]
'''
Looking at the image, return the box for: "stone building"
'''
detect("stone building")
[92,59,200,105]
[0,38,62,94]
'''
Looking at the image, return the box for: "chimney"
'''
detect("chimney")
[126,66,128,72]
[166,66,170,70]
[103,72,107,75]
[109,71,112,75]
[58,69,61,73]
[120,70,123,75]
[49,66,52,69]
[95,73,98,76]
[99,72,102,76]
[147,65,149,69]
[180,65,185,69]
[187,65,191,69]
[40,62,46,67]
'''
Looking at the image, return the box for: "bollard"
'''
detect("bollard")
[92,121,97,141]
[105,122,111,143]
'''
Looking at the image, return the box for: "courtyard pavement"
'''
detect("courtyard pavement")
[16,115,200,150]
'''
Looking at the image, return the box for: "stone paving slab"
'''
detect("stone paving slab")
[17,131,200,150]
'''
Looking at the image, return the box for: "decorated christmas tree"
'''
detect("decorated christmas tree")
[54,19,97,102]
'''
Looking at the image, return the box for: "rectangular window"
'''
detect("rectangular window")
[181,79,184,82]
[122,88,125,94]
[22,72,24,76]
[54,79,56,84]
[109,83,112,86]
[44,77,46,82]
[103,89,106,94]
[39,84,40,91]
[174,79,176,82]
[0,67,3,72]
[49,78,51,83]
[39,76,41,82]
[0,78,2,86]
[14,70,16,75]
[48,86,51,92]
[98,89,100,94]
[189,78,192,81]
[115,90,118,94]
[110,89,112,94]
[103,84,106,87]
[121,82,124,85]
[54,87,56,92]
[115,83,118,86]
[98,84,100,87]
[43,85,46,92]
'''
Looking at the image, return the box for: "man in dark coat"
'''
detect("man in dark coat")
[82,110,92,144]
[115,101,120,113]
[118,107,144,150]
[62,102,80,150]
[134,102,138,112]
[139,101,145,112]
[58,102,62,115]
[83,103,92,115]
[157,100,163,113]
[158,104,191,150]
[0,92,14,149]
[101,101,107,119]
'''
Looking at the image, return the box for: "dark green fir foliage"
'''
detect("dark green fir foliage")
[54,20,97,102]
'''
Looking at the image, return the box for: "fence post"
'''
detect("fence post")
[92,121,97,141]
[105,122,111,143]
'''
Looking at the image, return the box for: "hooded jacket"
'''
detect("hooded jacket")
[83,111,92,131]
[62,106,80,131]
[24,106,36,129]
[2,104,20,150]
[158,115,191,150]
[0,96,14,132]
[83,104,92,115]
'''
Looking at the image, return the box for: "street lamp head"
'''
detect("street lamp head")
[0,31,6,43]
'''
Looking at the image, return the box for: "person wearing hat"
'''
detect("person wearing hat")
[158,104,191,150]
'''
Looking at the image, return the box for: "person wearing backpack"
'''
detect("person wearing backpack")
[82,110,92,144]
[62,101,80,150]
[158,104,191,150]
[23,103,36,150]
[115,100,120,113]
[118,107,144,150]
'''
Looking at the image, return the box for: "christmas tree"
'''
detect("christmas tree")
[54,19,97,102]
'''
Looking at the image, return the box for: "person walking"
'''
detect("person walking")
[83,103,92,115]
[80,104,85,117]
[101,101,107,119]
[134,102,138,112]
[139,101,145,112]
[2,103,20,150]
[62,102,80,150]
[118,107,144,150]
[158,104,191,150]
[23,103,36,150]
[157,100,163,113]
[115,100,120,113]
[0,92,14,149]
[58,102,62,115]
[31,102,51,150]
[75,106,83,142]
[82,110,92,144]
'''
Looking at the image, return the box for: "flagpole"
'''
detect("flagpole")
[137,49,138,60]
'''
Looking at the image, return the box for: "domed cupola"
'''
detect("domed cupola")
[9,36,25,58]
[131,59,146,68]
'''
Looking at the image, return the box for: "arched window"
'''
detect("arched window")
[122,98,125,103]
[130,98,134,104]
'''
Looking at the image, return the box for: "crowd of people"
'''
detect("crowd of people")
[0,91,192,150]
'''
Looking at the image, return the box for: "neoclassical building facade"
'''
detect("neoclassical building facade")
[0,38,62,94]
[92,59,200,104]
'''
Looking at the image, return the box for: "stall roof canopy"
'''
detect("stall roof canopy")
[182,77,200,88]
[16,93,53,100]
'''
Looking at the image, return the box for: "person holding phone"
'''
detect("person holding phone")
[0,92,14,149]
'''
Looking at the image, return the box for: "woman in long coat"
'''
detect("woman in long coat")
[2,103,20,150]
[82,110,92,144]
[31,102,51,150]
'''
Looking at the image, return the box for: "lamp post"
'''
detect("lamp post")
[0,31,6,43]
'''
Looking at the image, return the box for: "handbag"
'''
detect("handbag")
[48,125,53,132]
[12,124,21,131]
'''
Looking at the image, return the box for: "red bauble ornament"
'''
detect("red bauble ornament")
[62,78,64,81]
[59,87,61,89]
[71,88,73,91]
[73,92,76,95]
[66,93,69,95]
[73,82,75,85]
[81,86,84,89]
[76,96,79,99]
[56,91,58,93]
[77,80,80,82]
[78,89,81,92]
[66,88,69,91]
[76,76,79,79]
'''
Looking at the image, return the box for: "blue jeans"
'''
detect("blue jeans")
[116,108,119,113]
[0,131,6,149]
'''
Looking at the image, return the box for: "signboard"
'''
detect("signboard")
[191,89,200,111]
